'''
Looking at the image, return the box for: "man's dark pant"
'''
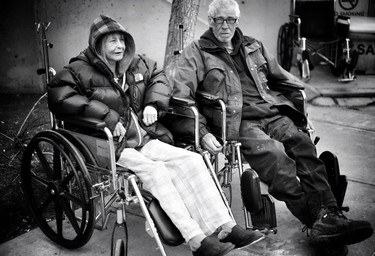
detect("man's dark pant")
[239,115,337,226]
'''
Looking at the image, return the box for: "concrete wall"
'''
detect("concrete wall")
[0,0,291,94]
[1,0,42,94]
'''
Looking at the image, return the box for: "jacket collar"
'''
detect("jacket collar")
[69,48,128,97]
[199,28,259,53]
[71,48,114,78]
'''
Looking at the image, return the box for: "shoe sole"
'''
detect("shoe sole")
[217,244,236,256]
[236,235,266,249]
[311,226,373,245]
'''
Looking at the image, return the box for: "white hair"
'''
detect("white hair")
[208,0,240,17]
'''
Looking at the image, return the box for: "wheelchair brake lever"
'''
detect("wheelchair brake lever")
[314,136,320,145]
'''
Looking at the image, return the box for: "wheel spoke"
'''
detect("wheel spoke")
[53,149,62,181]
[29,171,51,188]
[61,190,84,207]
[54,203,64,236]
[60,171,75,187]
[34,145,54,178]
[59,197,82,234]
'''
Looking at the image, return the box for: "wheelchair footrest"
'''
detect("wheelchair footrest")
[145,195,185,247]
[240,168,277,232]
[250,194,277,233]
[319,151,348,212]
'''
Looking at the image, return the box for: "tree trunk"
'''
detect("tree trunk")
[164,0,200,81]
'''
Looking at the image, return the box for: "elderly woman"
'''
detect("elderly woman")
[47,15,263,256]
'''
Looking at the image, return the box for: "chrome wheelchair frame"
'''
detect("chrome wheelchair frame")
[277,0,358,82]
[167,92,279,234]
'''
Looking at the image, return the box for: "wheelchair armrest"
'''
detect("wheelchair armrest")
[169,96,196,107]
[196,90,222,108]
[55,115,107,130]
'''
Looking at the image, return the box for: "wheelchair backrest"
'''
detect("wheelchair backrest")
[293,0,336,38]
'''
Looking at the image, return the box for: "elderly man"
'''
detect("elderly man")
[170,0,373,252]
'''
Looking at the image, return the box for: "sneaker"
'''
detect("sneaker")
[310,207,373,245]
[192,236,235,256]
[220,225,265,248]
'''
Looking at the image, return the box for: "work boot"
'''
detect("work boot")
[220,225,265,248]
[314,244,349,256]
[192,236,234,256]
[310,207,373,245]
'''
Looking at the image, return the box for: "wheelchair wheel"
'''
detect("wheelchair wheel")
[277,23,295,71]
[347,49,359,73]
[332,42,346,77]
[332,40,359,77]
[21,130,95,248]
[114,239,126,256]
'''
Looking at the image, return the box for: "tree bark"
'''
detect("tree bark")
[164,0,200,81]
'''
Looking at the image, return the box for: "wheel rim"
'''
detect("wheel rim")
[21,131,95,248]
[277,23,295,71]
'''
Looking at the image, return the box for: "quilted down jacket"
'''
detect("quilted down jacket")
[47,15,173,148]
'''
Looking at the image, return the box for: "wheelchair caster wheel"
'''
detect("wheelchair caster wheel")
[114,239,126,256]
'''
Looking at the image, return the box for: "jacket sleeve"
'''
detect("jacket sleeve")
[258,42,308,117]
[261,41,306,91]
[47,68,120,131]
[169,42,211,140]
[142,56,172,114]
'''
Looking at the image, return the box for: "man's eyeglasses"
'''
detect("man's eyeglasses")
[211,17,238,25]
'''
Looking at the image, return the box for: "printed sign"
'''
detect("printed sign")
[336,0,369,16]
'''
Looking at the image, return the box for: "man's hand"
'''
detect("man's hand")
[113,122,126,142]
[142,105,158,126]
[201,133,223,155]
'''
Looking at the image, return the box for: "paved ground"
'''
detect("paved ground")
[0,66,374,256]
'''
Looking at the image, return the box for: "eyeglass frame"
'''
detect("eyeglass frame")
[210,16,238,25]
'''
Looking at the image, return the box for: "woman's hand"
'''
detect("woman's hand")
[142,105,158,126]
[113,122,126,142]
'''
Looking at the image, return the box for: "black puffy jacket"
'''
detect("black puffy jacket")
[47,48,173,146]
[48,15,173,148]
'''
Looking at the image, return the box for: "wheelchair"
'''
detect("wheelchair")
[20,94,245,255]
[166,88,350,236]
[20,116,185,255]
[277,0,359,82]
[166,93,278,234]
